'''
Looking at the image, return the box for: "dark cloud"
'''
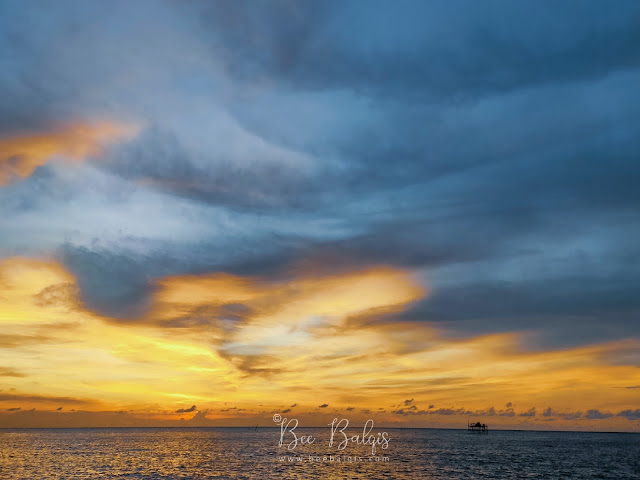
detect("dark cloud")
[429,408,463,416]
[159,303,255,330]
[218,352,283,377]
[475,407,497,417]
[0,0,211,137]
[318,404,328,408]
[542,408,582,421]
[560,412,583,421]
[585,409,614,420]
[617,409,640,421]
[392,407,430,416]
[101,125,318,210]
[187,410,210,426]
[196,1,640,100]
[393,405,562,418]
[175,405,197,414]
[0,0,638,355]
[391,407,480,417]
[59,244,159,319]
[354,275,640,348]
[519,407,536,417]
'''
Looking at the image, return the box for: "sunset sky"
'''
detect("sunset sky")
[1,1,639,431]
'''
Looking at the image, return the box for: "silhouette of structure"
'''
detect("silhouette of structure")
[467,420,488,433]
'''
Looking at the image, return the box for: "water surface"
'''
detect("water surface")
[1,427,638,479]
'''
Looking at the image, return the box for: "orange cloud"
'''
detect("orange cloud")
[0,122,139,185]
[1,256,639,430]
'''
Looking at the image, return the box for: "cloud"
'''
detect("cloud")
[476,407,497,417]
[318,404,328,408]
[392,407,431,416]
[0,0,638,355]
[429,408,463,416]
[0,367,25,377]
[559,412,583,421]
[403,398,414,406]
[33,282,79,309]
[519,407,536,417]
[585,409,614,420]
[196,1,640,100]
[175,405,197,414]
[0,122,138,186]
[0,0,639,431]
[102,123,316,209]
[0,334,47,349]
[218,352,283,378]
[59,244,159,319]
[617,409,640,421]
[0,393,96,406]
[542,408,582,420]
[187,410,213,426]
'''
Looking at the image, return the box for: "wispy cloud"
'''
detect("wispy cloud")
[0,367,25,377]
[0,122,138,186]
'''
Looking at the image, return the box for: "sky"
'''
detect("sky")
[1,0,639,431]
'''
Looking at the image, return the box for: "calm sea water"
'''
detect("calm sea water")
[1,427,639,479]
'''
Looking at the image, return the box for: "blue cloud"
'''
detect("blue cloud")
[0,0,639,353]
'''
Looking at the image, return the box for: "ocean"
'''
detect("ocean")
[1,427,639,479]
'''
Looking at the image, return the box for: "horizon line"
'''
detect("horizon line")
[1,426,638,434]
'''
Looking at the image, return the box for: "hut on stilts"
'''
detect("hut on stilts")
[467,420,488,433]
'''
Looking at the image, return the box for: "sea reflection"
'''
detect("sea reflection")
[1,427,639,479]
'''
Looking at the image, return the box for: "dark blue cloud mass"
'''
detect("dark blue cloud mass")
[0,0,639,348]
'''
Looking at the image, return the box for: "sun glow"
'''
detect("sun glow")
[1,257,638,430]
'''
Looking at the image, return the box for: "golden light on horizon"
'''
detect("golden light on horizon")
[1,256,639,430]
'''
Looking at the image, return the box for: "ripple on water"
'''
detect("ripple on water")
[0,428,639,479]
